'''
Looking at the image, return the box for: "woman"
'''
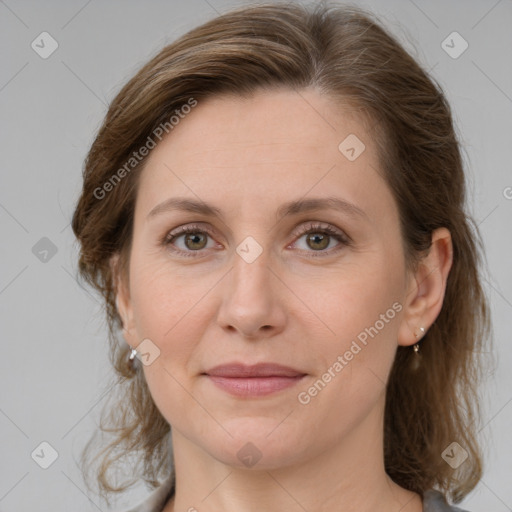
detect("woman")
[72,3,491,511]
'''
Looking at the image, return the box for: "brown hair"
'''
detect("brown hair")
[72,1,492,505]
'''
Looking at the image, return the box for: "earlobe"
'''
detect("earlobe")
[397,227,453,347]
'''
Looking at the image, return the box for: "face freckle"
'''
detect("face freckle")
[120,87,410,471]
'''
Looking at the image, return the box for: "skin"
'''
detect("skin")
[115,88,453,512]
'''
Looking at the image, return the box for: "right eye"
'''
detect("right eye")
[162,224,219,257]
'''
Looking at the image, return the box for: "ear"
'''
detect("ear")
[397,227,453,347]
[110,253,137,347]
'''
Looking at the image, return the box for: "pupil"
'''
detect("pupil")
[186,233,206,249]
[308,233,328,250]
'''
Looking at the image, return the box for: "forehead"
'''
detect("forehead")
[135,88,394,222]
[147,88,374,163]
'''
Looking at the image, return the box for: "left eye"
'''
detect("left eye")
[163,222,349,257]
[294,230,342,252]
[290,223,349,256]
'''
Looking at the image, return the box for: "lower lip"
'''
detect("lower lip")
[206,375,305,397]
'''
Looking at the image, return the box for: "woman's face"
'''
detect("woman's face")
[118,88,416,470]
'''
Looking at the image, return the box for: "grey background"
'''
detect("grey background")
[1,0,511,510]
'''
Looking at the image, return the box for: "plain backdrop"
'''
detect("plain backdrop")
[1,0,511,510]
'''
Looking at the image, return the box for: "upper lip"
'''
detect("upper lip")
[204,362,306,378]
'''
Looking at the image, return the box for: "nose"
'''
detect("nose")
[215,247,287,339]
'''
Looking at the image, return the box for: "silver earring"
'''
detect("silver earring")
[129,347,137,361]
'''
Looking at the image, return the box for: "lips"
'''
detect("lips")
[204,362,305,378]
[203,363,307,397]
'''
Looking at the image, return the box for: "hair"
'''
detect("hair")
[72,1,492,506]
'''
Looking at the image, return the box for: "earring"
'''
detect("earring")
[129,347,137,361]
[411,326,425,371]
[413,326,425,354]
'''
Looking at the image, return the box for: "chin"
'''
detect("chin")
[200,417,309,470]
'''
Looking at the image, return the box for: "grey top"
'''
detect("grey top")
[117,474,471,512]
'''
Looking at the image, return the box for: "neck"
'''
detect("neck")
[164,399,422,512]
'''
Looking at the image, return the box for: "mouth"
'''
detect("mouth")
[202,362,307,397]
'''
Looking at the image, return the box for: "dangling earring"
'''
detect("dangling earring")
[128,347,137,365]
[411,326,425,371]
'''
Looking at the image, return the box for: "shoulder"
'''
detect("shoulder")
[423,490,471,512]
[113,474,175,512]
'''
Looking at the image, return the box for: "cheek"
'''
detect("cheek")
[130,250,185,331]
[305,263,402,339]
[129,254,218,366]
[299,266,404,405]
[130,261,206,422]
[295,274,402,427]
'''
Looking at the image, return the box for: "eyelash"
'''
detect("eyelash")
[161,221,351,259]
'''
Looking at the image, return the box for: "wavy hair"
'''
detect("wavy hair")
[71,1,492,506]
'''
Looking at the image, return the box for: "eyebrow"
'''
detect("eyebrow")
[147,196,368,222]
